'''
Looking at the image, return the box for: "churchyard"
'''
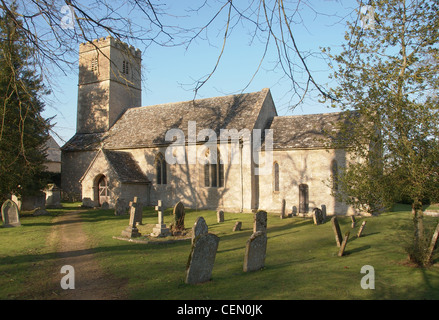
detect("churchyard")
[1,202,439,299]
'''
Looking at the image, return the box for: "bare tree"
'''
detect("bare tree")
[0,0,348,110]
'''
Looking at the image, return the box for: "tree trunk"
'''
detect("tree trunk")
[411,199,426,265]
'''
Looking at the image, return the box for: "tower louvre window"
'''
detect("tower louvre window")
[122,60,129,75]
[91,57,98,72]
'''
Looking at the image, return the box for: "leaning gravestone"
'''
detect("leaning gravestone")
[186,233,220,284]
[331,216,343,247]
[173,201,185,232]
[312,208,323,225]
[351,216,356,228]
[217,210,224,223]
[357,221,367,237]
[243,231,267,272]
[254,210,267,233]
[1,199,21,227]
[191,216,208,245]
[233,221,242,232]
[338,231,350,257]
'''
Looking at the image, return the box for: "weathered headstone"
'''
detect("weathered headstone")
[150,200,170,237]
[1,200,21,227]
[173,201,185,232]
[32,207,49,216]
[191,216,208,245]
[254,210,267,233]
[338,231,350,257]
[114,198,129,216]
[129,197,143,225]
[331,216,343,247]
[186,233,220,284]
[357,221,367,237]
[312,208,323,225]
[280,199,286,219]
[233,221,242,232]
[426,222,439,265]
[121,198,142,238]
[243,231,267,272]
[44,184,62,208]
[350,216,356,228]
[217,209,224,223]
[321,205,327,221]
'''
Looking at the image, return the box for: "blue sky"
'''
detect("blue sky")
[42,1,360,146]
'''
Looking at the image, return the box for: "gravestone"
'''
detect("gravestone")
[254,210,267,233]
[357,221,367,237]
[173,201,185,232]
[321,205,327,221]
[243,231,267,272]
[191,216,208,245]
[351,216,356,228]
[121,198,142,238]
[150,200,170,237]
[280,199,286,219]
[312,208,323,225]
[338,231,350,257]
[426,222,439,264]
[186,233,220,284]
[233,221,242,232]
[44,184,62,208]
[114,198,129,216]
[331,216,343,247]
[1,200,21,227]
[130,197,143,225]
[217,210,224,223]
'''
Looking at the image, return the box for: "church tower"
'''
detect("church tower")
[77,36,142,133]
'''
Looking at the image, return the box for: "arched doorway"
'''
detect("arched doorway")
[299,184,309,213]
[97,175,109,206]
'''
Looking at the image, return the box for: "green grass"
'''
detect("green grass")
[0,203,84,299]
[1,203,438,299]
[81,203,439,300]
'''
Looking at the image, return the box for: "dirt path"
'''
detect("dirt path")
[49,210,128,300]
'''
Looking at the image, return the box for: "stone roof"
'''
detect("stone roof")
[45,135,61,162]
[62,88,271,151]
[103,150,149,183]
[267,111,353,150]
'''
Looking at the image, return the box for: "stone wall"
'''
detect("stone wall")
[257,148,357,216]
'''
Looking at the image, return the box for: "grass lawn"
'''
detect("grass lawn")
[0,203,82,299]
[1,203,438,300]
[81,203,439,300]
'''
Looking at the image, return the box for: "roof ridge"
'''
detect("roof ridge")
[124,88,270,113]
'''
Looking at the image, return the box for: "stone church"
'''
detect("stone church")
[61,36,356,216]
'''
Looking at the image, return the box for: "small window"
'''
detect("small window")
[332,160,338,191]
[273,162,280,192]
[91,57,98,72]
[155,153,167,185]
[204,151,224,188]
[122,60,129,75]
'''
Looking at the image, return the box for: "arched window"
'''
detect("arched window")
[155,153,167,185]
[273,162,280,192]
[331,160,338,191]
[204,150,224,188]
